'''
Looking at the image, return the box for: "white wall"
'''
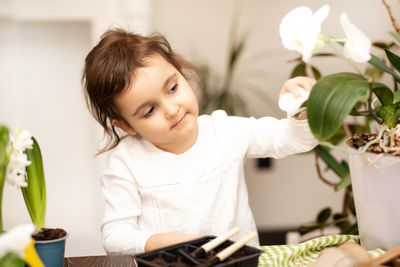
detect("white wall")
[0,0,397,257]
[0,20,106,256]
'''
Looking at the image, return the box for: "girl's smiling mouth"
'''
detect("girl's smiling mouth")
[171,113,187,129]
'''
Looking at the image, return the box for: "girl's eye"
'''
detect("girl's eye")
[169,83,178,93]
[144,106,155,118]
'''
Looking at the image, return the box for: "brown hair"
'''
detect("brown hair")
[82,28,200,154]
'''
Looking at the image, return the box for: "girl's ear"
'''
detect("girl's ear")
[112,119,137,136]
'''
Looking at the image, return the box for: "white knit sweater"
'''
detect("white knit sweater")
[101,110,318,254]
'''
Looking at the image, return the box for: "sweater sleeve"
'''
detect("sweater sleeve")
[101,152,153,255]
[210,110,318,159]
[245,115,318,159]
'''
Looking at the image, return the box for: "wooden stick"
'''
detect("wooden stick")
[215,231,258,261]
[192,226,240,257]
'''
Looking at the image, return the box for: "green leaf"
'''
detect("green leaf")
[0,252,25,267]
[341,222,358,235]
[0,126,9,233]
[368,54,400,82]
[335,175,352,191]
[312,52,336,57]
[333,213,349,230]
[348,195,356,217]
[394,90,400,104]
[376,105,398,128]
[22,137,46,229]
[365,66,384,82]
[314,145,350,181]
[228,36,246,73]
[313,145,351,191]
[300,223,324,231]
[307,72,369,140]
[290,63,306,78]
[317,207,331,224]
[371,82,393,106]
[0,127,9,178]
[311,65,321,80]
[372,41,394,50]
[385,49,400,74]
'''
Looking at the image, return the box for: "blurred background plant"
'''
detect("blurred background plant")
[196,15,275,116]
[283,0,400,237]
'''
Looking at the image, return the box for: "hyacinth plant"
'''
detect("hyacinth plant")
[0,126,46,233]
[280,3,400,233]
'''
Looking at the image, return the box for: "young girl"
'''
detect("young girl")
[82,28,318,255]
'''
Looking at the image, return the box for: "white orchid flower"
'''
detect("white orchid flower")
[340,12,371,63]
[11,128,33,152]
[0,224,44,267]
[280,5,330,62]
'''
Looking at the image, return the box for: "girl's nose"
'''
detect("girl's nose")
[164,100,179,119]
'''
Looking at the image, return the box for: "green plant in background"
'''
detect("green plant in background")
[280,2,400,235]
[0,126,46,232]
[197,32,248,115]
[197,15,274,116]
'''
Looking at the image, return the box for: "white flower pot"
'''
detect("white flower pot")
[348,152,400,250]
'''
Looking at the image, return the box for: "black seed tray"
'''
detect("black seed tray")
[132,236,263,267]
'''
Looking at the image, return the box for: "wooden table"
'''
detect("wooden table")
[64,255,137,266]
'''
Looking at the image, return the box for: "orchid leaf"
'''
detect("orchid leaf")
[307,72,369,140]
[335,173,352,191]
[368,54,400,82]
[348,196,356,217]
[313,145,351,191]
[371,82,393,106]
[290,63,306,78]
[376,105,398,128]
[341,222,358,235]
[312,52,336,57]
[385,49,400,74]
[22,137,46,229]
[365,66,384,82]
[317,207,331,224]
[311,65,321,80]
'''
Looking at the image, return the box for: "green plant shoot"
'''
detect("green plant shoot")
[22,138,46,230]
[0,126,9,233]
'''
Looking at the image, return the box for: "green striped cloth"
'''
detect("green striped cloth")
[256,235,384,267]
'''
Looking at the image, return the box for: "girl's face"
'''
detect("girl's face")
[113,54,199,154]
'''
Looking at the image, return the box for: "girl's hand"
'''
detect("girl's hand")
[145,232,201,252]
[279,76,316,99]
[278,76,316,120]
